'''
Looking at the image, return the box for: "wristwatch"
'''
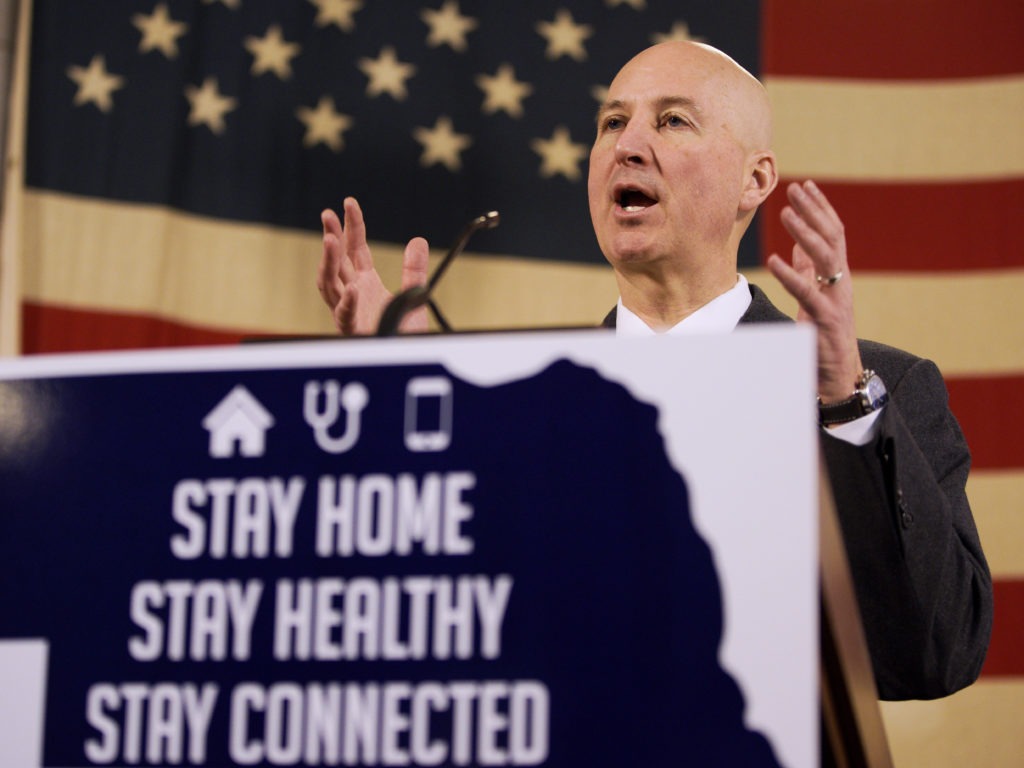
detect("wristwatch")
[818,369,889,426]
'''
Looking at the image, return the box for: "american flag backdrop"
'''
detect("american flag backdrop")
[9,0,761,348]
[1,0,1022,764]
[757,5,1024,765]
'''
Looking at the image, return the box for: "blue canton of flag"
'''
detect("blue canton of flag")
[26,0,760,266]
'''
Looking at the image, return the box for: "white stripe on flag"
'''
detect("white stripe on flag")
[766,75,1024,180]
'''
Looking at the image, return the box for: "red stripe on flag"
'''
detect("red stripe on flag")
[763,0,1024,79]
[760,179,1024,271]
[947,375,1024,471]
[981,578,1024,677]
[21,302,269,354]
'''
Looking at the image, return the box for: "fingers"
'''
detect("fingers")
[780,181,846,278]
[321,206,343,239]
[394,237,431,333]
[400,237,430,291]
[766,253,818,319]
[317,198,426,335]
[787,179,841,231]
[770,181,864,401]
[769,180,856,323]
[318,200,369,313]
[318,208,346,309]
[334,283,358,336]
[342,197,374,272]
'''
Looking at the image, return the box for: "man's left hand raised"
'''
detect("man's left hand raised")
[766,180,865,406]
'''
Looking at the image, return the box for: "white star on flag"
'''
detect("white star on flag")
[536,10,594,61]
[297,97,353,152]
[421,0,478,52]
[309,0,363,32]
[184,77,238,134]
[531,125,588,181]
[359,46,416,100]
[476,64,533,118]
[66,55,125,112]
[245,25,302,80]
[651,21,704,45]
[132,3,188,59]
[414,116,473,171]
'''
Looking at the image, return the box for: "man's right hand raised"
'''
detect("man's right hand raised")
[317,197,430,335]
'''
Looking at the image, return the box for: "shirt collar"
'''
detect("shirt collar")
[615,274,751,337]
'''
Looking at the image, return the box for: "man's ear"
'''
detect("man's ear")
[739,151,778,212]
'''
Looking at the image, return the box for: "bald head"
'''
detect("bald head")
[608,41,774,152]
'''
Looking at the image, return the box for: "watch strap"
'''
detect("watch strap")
[818,396,869,426]
[818,370,888,426]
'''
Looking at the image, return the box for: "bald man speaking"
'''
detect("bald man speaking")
[317,41,992,703]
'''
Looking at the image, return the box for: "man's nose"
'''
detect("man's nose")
[614,121,652,165]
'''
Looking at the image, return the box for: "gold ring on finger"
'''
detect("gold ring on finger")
[816,270,844,287]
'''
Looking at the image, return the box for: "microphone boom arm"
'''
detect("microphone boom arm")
[376,211,500,337]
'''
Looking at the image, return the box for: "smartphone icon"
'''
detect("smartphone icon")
[404,376,453,452]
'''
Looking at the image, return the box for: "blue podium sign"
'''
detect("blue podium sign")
[0,328,817,767]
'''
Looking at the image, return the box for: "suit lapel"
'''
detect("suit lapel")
[739,284,792,325]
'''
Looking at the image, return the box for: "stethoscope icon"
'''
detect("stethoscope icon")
[303,380,369,454]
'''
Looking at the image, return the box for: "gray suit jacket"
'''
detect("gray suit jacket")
[603,284,993,700]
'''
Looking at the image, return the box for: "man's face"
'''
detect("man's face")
[588,46,752,271]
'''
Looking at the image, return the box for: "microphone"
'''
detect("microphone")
[376,211,500,336]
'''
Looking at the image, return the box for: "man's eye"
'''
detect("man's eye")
[602,116,625,131]
[663,114,690,129]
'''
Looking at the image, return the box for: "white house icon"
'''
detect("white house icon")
[202,385,275,458]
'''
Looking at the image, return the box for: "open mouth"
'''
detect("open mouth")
[617,188,657,213]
